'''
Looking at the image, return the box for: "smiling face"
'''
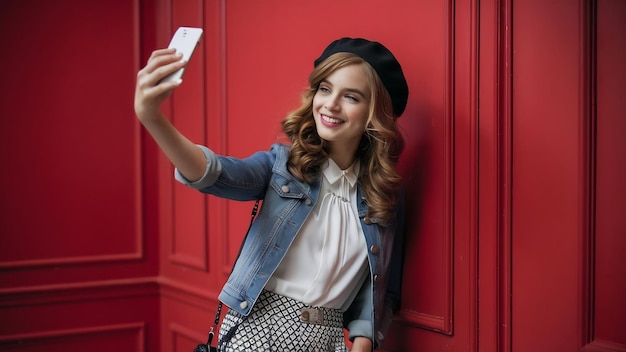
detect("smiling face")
[312,63,371,166]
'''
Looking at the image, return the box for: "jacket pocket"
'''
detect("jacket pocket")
[269,174,306,200]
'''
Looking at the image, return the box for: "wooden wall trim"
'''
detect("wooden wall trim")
[0,278,157,307]
[581,0,596,347]
[477,0,510,350]
[0,322,145,347]
[582,340,626,352]
[498,0,514,350]
[170,323,207,351]
[159,277,220,310]
[585,0,626,348]
[132,0,145,279]
[0,252,144,270]
[466,0,480,348]
[213,0,232,277]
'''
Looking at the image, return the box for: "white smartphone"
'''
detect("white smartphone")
[159,27,204,84]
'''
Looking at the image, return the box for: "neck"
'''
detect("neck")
[328,149,357,170]
[327,138,360,169]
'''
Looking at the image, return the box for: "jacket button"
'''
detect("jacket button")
[370,245,379,255]
[281,185,290,193]
[364,217,372,225]
[373,274,379,282]
[305,198,312,205]
[239,301,248,309]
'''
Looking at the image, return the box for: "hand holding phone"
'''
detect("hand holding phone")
[159,27,204,84]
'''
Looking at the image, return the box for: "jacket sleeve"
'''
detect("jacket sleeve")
[385,189,406,312]
[377,189,407,346]
[344,189,407,348]
[174,145,223,189]
[175,143,282,201]
[343,275,373,342]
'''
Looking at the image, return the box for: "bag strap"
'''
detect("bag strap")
[205,199,260,348]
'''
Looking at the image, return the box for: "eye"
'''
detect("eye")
[318,85,331,94]
[345,95,359,102]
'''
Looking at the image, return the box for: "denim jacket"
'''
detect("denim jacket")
[176,143,405,347]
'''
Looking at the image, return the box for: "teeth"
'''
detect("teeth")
[323,115,342,124]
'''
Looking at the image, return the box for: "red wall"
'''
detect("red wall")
[511,1,626,350]
[0,1,161,351]
[1,1,625,352]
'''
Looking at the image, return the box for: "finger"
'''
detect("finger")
[144,59,187,87]
[144,52,184,75]
[136,58,186,94]
[141,79,182,102]
[147,48,177,62]
[135,72,181,107]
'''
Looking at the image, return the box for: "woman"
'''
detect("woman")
[135,37,408,352]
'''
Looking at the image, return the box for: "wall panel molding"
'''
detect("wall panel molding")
[498,0,514,350]
[508,0,615,349]
[0,0,144,272]
[397,311,448,333]
[170,323,207,352]
[198,0,230,277]
[0,322,145,350]
[0,252,144,270]
[582,340,626,352]
[0,278,157,308]
[0,322,145,342]
[159,277,221,310]
[582,0,597,347]
[169,0,210,272]
[399,1,478,335]
[587,0,626,348]
[477,0,514,350]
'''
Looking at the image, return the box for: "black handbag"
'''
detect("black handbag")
[194,200,260,352]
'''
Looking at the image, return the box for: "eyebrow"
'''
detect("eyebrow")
[320,79,368,99]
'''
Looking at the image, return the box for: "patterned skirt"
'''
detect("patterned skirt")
[217,290,349,352]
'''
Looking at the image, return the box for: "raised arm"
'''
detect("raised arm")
[134,48,206,181]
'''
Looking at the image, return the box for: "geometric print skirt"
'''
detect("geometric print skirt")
[217,290,349,352]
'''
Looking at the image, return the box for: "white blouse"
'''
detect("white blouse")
[264,158,369,311]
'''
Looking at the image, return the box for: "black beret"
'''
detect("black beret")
[314,37,409,117]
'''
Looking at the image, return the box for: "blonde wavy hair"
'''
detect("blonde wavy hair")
[281,52,404,225]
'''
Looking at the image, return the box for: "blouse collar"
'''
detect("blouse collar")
[322,158,359,187]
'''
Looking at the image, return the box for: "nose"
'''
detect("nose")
[324,94,340,112]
